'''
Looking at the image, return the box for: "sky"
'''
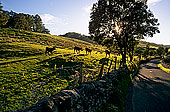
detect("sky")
[1,0,170,45]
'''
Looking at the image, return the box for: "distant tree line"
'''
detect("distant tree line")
[60,32,94,43]
[61,32,87,38]
[135,43,169,60]
[0,2,50,34]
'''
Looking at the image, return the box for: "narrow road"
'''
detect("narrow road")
[126,59,170,112]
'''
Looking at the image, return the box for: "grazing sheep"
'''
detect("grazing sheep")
[45,46,56,55]
[85,48,92,55]
[74,46,83,53]
[105,50,111,57]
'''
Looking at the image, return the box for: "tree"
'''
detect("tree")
[5,10,16,28]
[25,14,34,31]
[5,11,50,33]
[41,28,50,34]
[33,15,50,34]
[164,47,169,56]
[135,47,144,60]
[149,48,157,57]
[13,13,28,30]
[157,46,164,57]
[39,24,50,34]
[0,2,9,27]
[143,43,150,59]
[33,14,43,32]
[89,0,160,66]
[127,37,139,61]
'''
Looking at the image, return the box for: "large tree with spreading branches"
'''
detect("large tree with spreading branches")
[89,0,160,66]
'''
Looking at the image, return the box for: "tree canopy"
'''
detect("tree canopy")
[157,46,164,57]
[89,0,160,66]
[0,2,9,27]
[0,2,50,34]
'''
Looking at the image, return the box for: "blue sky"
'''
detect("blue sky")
[1,0,170,45]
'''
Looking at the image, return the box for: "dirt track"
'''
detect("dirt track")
[126,59,170,112]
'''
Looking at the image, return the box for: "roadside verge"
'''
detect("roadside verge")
[158,60,170,73]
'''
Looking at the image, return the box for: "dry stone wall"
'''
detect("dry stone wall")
[23,67,129,112]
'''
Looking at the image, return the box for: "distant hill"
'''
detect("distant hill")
[165,45,170,48]
[60,32,170,49]
[139,41,170,48]
[60,32,95,44]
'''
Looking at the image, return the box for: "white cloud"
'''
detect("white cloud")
[40,14,69,35]
[82,0,98,13]
[136,0,162,4]
[82,6,92,14]
[40,14,68,25]
[147,0,162,4]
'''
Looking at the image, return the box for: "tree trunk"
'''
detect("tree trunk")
[122,35,128,67]
[122,49,126,67]
[130,55,133,62]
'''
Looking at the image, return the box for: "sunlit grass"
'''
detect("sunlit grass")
[0,28,117,111]
[0,47,122,111]
[0,28,142,111]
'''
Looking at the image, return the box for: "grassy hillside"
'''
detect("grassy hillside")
[1,28,164,111]
[0,28,107,60]
[0,28,124,111]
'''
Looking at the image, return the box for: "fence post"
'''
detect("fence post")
[79,63,83,84]
[98,62,105,78]
[126,57,129,63]
[54,64,57,70]
[107,59,113,73]
[114,57,117,70]
[134,58,136,63]
[61,65,63,70]
[119,59,122,68]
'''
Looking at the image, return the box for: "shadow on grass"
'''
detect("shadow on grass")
[0,51,43,59]
[99,58,110,65]
[39,56,78,68]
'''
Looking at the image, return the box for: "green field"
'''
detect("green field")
[0,28,125,111]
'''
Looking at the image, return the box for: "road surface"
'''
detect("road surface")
[126,59,170,112]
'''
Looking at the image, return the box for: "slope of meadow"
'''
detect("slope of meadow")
[1,28,164,111]
[0,28,124,111]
